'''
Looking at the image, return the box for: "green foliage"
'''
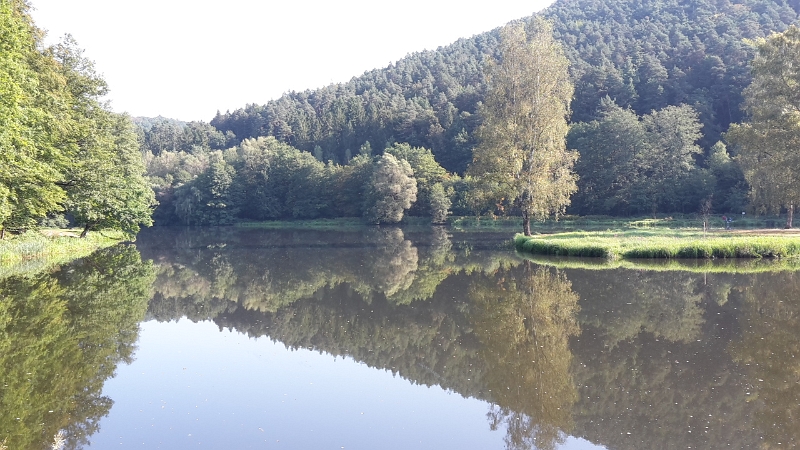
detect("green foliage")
[174,150,240,225]
[428,183,452,224]
[130,0,800,223]
[707,142,748,213]
[208,0,797,184]
[65,113,156,237]
[0,3,155,238]
[0,1,66,233]
[363,153,417,224]
[138,0,800,222]
[726,26,800,226]
[468,18,577,235]
[134,116,230,155]
[569,101,707,215]
[385,142,452,221]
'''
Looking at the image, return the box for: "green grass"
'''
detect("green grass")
[235,214,788,233]
[0,229,123,279]
[451,214,786,232]
[513,229,800,260]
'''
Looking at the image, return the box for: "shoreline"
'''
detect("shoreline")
[0,230,123,279]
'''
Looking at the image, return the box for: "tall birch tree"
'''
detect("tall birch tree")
[468,18,577,236]
[726,26,800,228]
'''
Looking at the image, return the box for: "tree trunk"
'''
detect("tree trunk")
[79,223,92,238]
[0,228,4,240]
[522,211,531,236]
[786,203,794,229]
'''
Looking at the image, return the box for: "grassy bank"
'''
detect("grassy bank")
[514,229,800,260]
[521,253,800,273]
[452,214,789,232]
[235,214,788,233]
[0,230,123,278]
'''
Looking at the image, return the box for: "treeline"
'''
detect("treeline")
[138,0,797,223]
[0,1,154,238]
[146,138,464,225]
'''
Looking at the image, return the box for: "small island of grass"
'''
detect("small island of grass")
[514,228,800,260]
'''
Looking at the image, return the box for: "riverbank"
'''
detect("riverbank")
[514,229,800,260]
[236,214,785,232]
[0,230,124,278]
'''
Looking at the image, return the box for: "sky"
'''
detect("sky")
[29,0,555,122]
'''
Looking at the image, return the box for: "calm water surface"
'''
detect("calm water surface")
[1,227,798,449]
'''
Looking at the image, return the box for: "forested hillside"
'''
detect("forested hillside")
[138,0,800,223]
[204,0,797,166]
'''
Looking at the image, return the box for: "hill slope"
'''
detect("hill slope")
[206,0,799,174]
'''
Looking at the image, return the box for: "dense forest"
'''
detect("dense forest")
[0,1,154,237]
[136,0,800,226]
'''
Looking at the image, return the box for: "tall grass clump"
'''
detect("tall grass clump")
[0,230,122,278]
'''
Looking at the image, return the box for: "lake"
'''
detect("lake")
[1,227,797,449]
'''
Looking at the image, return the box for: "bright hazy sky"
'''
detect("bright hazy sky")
[29,0,555,122]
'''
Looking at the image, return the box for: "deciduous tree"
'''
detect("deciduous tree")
[468,18,577,236]
[726,26,800,227]
[363,153,417,224]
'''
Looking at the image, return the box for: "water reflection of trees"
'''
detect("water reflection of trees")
[567,270,761,450]
[143,228,582,449]
[144,227,517,318]
[729,272,800,449]
[469,263,580,450]
[140,228,800,450]
[568,269,706,346]
[0,246,154,450]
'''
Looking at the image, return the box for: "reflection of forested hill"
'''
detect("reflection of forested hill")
[216,276,488,399]
[568,269,757,449]
[567,270,800,450]
[140,229,798,450]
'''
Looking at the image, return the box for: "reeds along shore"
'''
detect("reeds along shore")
[0,230,122,278]
[513,231,800,260]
